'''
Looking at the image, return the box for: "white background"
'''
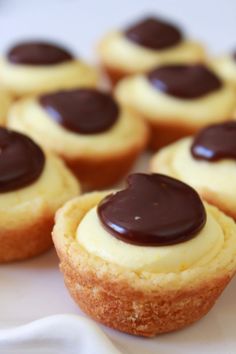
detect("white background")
[0,0,235,58]
[0,1,236,353]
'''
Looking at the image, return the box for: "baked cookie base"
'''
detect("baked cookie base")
[0,215,53,263]
[63,138,148,190]
[144,116,228,150]
[60,254,231,337]
[148,119,197,150]
[102,65,131,87]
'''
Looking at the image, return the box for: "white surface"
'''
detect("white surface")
[0,1,236,353]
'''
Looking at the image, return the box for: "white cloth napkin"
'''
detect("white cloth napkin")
[0,314,122,354]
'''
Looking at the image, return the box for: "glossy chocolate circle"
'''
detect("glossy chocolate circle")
[147,64,222,99]
[98,173,206,246]
[191,121,236,161]
[7,41,73,65]
[0,128,45,192]
[39,89,119,134]
[124,17,182,50]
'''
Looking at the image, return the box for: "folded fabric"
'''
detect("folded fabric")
[0,314,122,354]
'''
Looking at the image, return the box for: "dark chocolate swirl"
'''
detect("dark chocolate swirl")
[7,41,73,65]
[39,89,119,134]
[124,17,182,50]
[191,121,236,161]
[0,128,45,192]
[98,173,206,246]
[147,64,222,99]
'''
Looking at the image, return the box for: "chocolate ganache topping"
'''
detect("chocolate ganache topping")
[0,128,45,192]
[98,173,206,246]
[191,121,236,161]
[39,89,119,134]
[124,17,182,50]
[147,64,222,99]
[7,41,73,65]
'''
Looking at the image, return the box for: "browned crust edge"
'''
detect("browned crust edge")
[58,249,232,337]
[0,214,54,263]
[101,65,132,87]
[147,119,198,150]
[114,109,230,151]
[60,134,149,190]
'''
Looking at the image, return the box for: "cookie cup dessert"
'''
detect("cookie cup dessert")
[151,121,236,220]
[8,88,148,189]
[98,16,205,85]
[0,41,98,98]
[115,64,236,149]
[53,173,236,336]
[0,128,79,262]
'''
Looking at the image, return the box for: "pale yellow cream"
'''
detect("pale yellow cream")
[99,31,205,73]
[0,88,12,124]
[211,55,236,88]
[115,75,236,125]
[151,137,236,211]
[0,153,79,230]
[8,97,146,159]
[0,58,98,97]
[77,204,224,273]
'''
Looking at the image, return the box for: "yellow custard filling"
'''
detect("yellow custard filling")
[77,204,223,273]
[211,55,236,88]
[0,58,98,96]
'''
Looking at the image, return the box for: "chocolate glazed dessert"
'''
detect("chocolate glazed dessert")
[37,88,147,189]
[2,39,98,98]
[0,128,45,192]
[7,41,73,65]
[191,121,236,161]
[141,64,224,149]
[125,17,182,50]
[0,128,50,262]
[0,127,79,263]
[52,172,236,337]
[98,173,206,246]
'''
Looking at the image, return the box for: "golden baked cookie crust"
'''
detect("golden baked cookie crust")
[0,213,53,262]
